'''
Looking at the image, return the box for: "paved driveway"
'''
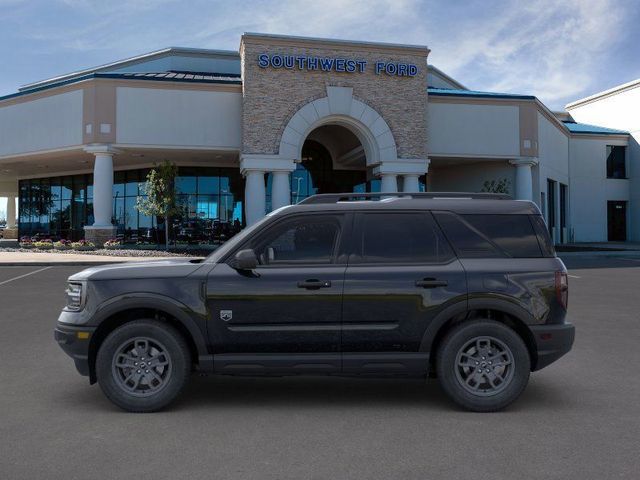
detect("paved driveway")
[0,257,639,479]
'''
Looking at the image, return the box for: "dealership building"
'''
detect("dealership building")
[0,33,637,245]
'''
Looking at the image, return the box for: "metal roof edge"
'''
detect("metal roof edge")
[565,78,640,110]
[1,72,242,103]
[19,47,240,92]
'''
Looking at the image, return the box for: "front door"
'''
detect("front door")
[608,201,627,241]
[206,213,349,373]
[341,211,467,374]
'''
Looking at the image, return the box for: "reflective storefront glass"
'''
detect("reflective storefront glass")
[19,167,245,244]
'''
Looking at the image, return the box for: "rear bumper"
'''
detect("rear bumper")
[530,322,575,371]
[54,323,96,378]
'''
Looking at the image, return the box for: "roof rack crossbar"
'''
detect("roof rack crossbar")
[298,192,511,204]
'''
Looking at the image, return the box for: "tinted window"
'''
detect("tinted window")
[251,215,341,265]
[530,215,556,257]
[606,145,626,179]
[435,212,543,258]
[355,212,454,264]
[434,212,502,258]
[462,215,542,257]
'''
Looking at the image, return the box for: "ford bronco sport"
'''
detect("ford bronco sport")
[55,192,574,412]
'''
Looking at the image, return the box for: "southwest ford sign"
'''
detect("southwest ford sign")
[257,53,418,77]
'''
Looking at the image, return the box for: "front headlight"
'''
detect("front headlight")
[65,282,85,311]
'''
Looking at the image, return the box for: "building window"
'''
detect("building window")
[18,167,244,245]
[606,145,626,179]
[547,179,556,237]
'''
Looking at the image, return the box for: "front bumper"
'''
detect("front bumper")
[530,322,575,371]
[54,323,96,377]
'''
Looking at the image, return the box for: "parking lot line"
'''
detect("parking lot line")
[568,274,581,278]
[0,266,52,286]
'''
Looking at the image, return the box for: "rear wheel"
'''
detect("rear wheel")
[436,320,530,412]
[96,320,191,412]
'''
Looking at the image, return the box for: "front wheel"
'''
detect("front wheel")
[96,320,191,412]
[436,320,530,412]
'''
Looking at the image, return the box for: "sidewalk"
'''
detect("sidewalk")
[0,251,182,266]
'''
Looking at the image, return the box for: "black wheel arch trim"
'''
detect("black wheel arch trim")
[419,296,536,354]
[90,293,209,357]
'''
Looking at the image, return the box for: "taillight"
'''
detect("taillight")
[555,271,568,310]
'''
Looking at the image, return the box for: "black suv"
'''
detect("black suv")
[55,193,574,412]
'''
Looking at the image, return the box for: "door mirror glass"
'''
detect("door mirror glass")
[230,248,258,270]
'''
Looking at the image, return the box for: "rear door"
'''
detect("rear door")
[341,211,467,374]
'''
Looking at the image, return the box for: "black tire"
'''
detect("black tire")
[436,320,530,412]
[96,319,191,412]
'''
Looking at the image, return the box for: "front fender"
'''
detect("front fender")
[91,293,209,357]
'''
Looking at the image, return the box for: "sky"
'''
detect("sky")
[1,0,640,218]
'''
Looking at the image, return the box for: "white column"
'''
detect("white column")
[271,171,291,210]
[380,174,398,193]
[6,195,16,228]
[244,170,266,226]
[91,152,115,227]
[401,174,420,193]
[510,158,538,201]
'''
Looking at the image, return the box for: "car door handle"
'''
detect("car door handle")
[297,279,331,290]
[415,278,448,288]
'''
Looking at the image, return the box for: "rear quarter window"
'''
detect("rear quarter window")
[434,212,547,258]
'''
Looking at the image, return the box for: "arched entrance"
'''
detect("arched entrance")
[242,86,429,224]
[286,124,382,204]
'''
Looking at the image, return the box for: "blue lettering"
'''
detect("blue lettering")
[258,53,269,68]
[296,56,307,69]
[320,57,335,71]
[307,56,318,70]
[335,58,346,72]
[271,54,283,68]
[375,62,385,74]
[283,55,295,69]
[386,63,397,75]
[357,60,367,73]
[397,64,407,76]
[346,60,356,73]
[408,64,418,76]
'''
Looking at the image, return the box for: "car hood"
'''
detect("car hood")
[68,258,206,281]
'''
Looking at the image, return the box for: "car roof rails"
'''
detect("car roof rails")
[298,192,511,205]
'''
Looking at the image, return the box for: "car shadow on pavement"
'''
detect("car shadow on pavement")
[53,374,574,414]
[173,374,573,413]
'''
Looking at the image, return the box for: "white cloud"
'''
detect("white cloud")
[2,0,636,109]
[426,0,631,107]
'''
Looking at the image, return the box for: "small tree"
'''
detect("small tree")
[481,178,511,195]
[136,161,180,250]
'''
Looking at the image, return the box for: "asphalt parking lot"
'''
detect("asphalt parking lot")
[1,257,639,480]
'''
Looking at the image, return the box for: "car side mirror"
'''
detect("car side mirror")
[230,248,258,271]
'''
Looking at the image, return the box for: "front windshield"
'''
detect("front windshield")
[205,208,287,263]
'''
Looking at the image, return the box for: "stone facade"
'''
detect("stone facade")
[240,34,429,160]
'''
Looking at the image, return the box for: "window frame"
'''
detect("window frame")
[606,145,627,179]
[227,212,350,268]
[348,210,456,266]
[434,211,550,259]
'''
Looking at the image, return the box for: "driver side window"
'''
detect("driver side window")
[251,215,342,266]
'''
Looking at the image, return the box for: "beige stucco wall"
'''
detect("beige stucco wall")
[240,35,428,160]
[0,90,83,157]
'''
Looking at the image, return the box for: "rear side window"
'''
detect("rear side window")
[529,215,556,257]
[434,212,545,258]
[354,212,454,264]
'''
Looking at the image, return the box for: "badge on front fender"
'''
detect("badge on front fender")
[220,310,233,322]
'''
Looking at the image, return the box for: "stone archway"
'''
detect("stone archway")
[278,86,398,165]
[240,86,429,225]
